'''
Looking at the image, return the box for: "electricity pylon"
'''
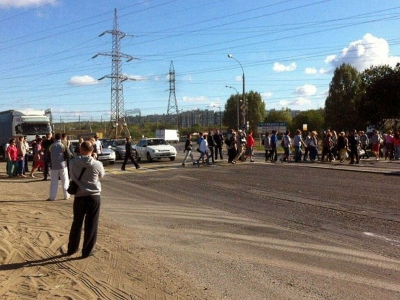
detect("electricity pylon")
[93,8,137,139]
[167,61,179,126]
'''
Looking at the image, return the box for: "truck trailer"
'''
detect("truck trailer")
[0,109,52,159]
[155,129,179,142]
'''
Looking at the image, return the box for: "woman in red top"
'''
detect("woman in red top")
[245,131,255,162]
[6,138,18,178]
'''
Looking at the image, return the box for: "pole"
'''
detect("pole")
[228,54,245,131]
[219,107,222,132]
[242,71,245,130]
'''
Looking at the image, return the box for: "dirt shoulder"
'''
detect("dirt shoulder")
[0,164,211,299]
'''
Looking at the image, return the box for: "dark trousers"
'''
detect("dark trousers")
[43,157,50,179]
[121,153,139,169]
[228,148,236,163]
[350,148,359,164]
[24,154,29,173]
[208,147,215,163]
[68,194,101,257]
[265,149,272,161]
[303,146,309,161]
[271,146,277,161]
[215,144,223,159]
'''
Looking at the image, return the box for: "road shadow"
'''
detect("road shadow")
[0,254,81,271]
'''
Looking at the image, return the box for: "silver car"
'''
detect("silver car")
[97,147,116,165]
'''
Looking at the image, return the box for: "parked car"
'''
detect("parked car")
[97,147,116,165]
[102,139,127,160]
[69,139,115,165]
[133,138,177,162]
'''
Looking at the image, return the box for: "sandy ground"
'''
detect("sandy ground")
[0,164,212,300]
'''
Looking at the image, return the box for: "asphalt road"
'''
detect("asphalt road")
[99,152,400,299]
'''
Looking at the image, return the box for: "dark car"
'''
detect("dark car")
[102,139,127,160]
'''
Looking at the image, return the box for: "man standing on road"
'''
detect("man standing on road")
[41,132,53,181]
[48,133,69,201]
[94,135,102,157]
[213,129,224,160]
[67,141,105,258]
[270,130,278,162]
[348,129,360,164]
[121,136,140,170]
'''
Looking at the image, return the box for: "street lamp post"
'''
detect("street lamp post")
[228,54,245,131]
[225,85,240,131]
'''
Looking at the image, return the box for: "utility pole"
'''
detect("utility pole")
[167,61,179,129]
[93,8,137,139]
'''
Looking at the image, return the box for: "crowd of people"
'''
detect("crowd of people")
[180,127,398,166]
[4,132,105,258]
[182,128,256,166]
[261,128,397,164]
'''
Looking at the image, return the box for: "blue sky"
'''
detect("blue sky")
[1,0,400,123]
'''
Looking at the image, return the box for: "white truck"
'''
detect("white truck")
[155,129,179,142]
[0,109,52,159]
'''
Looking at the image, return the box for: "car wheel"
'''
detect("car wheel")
[147,152,153,162]
[169,157,175,161]
[134,150,140,161]
[116,152,121,160]
[109,161,115,165]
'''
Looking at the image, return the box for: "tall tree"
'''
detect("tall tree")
[292,109,325,133]
[223,93,241,130]
[360,64,400,128]
[325,64,363,131]
[246,91,266,132]
[223,91,266,132]
[264,108,293,132]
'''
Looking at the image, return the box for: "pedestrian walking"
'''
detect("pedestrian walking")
[182,133,195,166]
[121,136,140,170]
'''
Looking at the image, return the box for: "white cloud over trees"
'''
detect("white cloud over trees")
[294,84,317,96]
[326,33,400,71]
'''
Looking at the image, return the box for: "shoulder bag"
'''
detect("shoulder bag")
[67,168,86,195]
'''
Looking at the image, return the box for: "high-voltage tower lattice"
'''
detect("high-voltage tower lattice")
[167,61,179,121]
[93,8,136,139]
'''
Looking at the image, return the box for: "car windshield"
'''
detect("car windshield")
[147,139,168,146]
[102,140,125,147]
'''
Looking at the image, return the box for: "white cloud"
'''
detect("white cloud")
[68,75,98,86]
[183,75,193,81]
[261,92,273,99]
[305,68,317,75]
[273,62,297,72]
[0,0,58,8]
[293,84,317,96]
[305,68,327,75]
[208,102,223,109]
[234,75,242,82]
[182,96,208,103]
[279,97,312,107]
[292,97,311,106]
[278,100,290,107]
[326,33,400,71]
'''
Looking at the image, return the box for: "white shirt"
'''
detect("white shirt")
[199,137,208,153]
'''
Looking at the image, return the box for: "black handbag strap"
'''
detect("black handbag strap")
[77,168,86,180]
